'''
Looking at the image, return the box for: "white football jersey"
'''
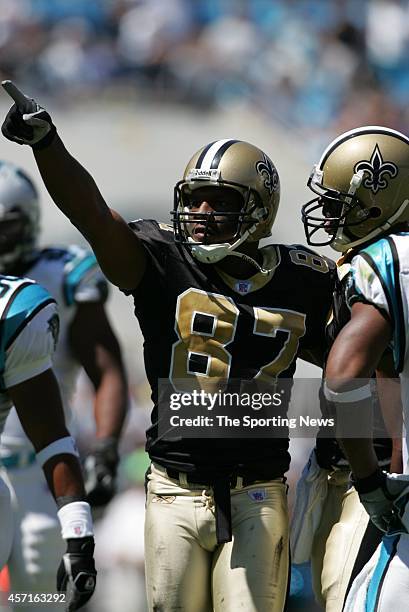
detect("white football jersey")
[1,246,107,455]
[346,232,409,471]
[0,276,57,435]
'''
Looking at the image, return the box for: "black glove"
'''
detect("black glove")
[84,437,119,507]
[354,469,409,533]
[57,536,97,612]
[1,80,56,149]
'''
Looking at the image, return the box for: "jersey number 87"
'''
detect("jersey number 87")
[170,288,306,392]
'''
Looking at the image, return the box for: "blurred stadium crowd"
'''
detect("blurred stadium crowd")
[1,0,409,157]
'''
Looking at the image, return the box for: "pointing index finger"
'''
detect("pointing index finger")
[2,80,35,112]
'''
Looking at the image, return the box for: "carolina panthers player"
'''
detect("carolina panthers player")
[0,274,96,611]
[0,82,335,612]
[0,160,128,610]
[301,125,409,611]
[290,128,404,611]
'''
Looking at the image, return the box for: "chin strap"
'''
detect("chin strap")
[227,250,271,275]
[188,208,273,274]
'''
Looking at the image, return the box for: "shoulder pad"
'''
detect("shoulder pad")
[62,246,102,306]
[279,244,335,274]
[358,237,390,264]
[0,277,54,351]
[128,219,175,244]
[38,247,73,263]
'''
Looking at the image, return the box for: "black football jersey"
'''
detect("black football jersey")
[316,259,392,469]
[125,220,335,477]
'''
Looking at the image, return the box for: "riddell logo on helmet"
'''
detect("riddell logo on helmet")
[187,169,220,181]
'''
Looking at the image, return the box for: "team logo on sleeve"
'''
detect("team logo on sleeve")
[354,144,398,194]
[47,313,60,350]
[256,154,279,195]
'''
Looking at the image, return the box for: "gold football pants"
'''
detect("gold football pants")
[144,462,289,612]
[311,471,369,612]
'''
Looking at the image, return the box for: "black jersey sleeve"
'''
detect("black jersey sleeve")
[284,245,336,359]
[128,219,174,260]
[122,219,175,294]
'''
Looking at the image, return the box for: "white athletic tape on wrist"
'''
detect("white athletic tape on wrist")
[36,436,79,468]
[323,382,372,403]
[58,501,94,539]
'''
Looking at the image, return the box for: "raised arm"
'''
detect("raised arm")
[1,81,146,290]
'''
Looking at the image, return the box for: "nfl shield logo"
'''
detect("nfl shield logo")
[248,489,267,502]
[235,280,252,295]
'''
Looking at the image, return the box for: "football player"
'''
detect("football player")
[0,274,96,611]
[0,160,128,611]
[290,128,404,611]
[303,125,409,611]
[1,81,335,612]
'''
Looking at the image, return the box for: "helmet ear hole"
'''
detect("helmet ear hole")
[250,193,267,219]
[369,207,382,218]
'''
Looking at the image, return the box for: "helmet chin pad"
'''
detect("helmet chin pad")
[189,241,231,264]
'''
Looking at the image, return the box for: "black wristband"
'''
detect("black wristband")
[352,469,385,494]
[32,124,57,150]
[93,437,118,453]
[65,536,95,554]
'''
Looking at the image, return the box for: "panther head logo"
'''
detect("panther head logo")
[354,144,398,194]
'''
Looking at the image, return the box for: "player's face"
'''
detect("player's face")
[322,198,342,237]
[0,215,25,254]
[184,186,244,244]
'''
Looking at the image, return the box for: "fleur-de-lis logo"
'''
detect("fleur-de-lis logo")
[256,154,279,195]
[354,144,398,194]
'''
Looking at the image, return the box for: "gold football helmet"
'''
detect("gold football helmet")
[172,139,280,268]
[302,126,409,251]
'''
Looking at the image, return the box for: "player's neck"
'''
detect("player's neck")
[216,243,262,279]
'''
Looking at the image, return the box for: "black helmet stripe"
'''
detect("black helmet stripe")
[195,141,217,168]
[210,139,239,169]
[195,139,239,170]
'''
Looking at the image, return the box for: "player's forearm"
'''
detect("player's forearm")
[43,454,86,502]
[93,366,128,440]
[338,438,379,479]
[84,343,128,440]
[390,440,403,473]
[325,374,380,477]
[328,383,380,478]
[34,135,109,237]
